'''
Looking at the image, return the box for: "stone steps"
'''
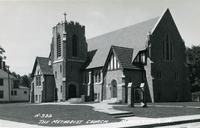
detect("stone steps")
[68,98,83,103]
[109,112,135,118]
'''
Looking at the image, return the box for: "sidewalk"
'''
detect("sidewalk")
[0,114,200,128]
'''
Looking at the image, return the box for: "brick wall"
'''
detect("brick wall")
[148,10,191,102]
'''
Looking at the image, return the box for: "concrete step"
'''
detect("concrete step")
[109,112,135,118]
[68,98,83,103]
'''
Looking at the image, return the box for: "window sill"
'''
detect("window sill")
[94,81,102,84]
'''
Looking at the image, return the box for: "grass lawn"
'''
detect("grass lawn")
[148,102,200,107]
[0,103,120,126]
[114,102,200,118]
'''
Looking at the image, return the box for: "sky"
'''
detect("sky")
[0,0,199,75]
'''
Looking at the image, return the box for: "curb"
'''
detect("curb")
[124,118,200,128]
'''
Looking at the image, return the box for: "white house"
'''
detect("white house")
[0,45,30,103]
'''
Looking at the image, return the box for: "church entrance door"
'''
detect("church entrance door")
[111,80,117,98]
[68,84,77,98]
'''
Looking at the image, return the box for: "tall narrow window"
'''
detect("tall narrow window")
[57,34,61,58]
[99,71,102,82]
[0,91,3,98]
[166,35,169,60]
[108,62,111,70]
[0,79,3,86]
[114,55,117,69]
[35,95,38,101]
[36,76,41,86]
[116,59,119,69]
[94,72,98,83]
[163,41,165,59]
[170,43,173,60]
[110,55,113,70]
[60,85,62,93]
[72,35,78,57]
[60,64,62,73]
[88,71,91,84]
[141,52,146,64]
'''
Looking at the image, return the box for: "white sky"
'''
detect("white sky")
[0,0,199,75]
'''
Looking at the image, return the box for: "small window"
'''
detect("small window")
[14,90,17,95]
[35,95,38,101]
[0,90,3,98]
[140,52,146,64]
[11,90,17,96]
[36,76,41,86]
[96,72,98,83]
[60,64,62,73]
[24,91,27,94]
[11,90,14,95]
[0,79,3,86]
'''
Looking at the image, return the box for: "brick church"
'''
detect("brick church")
[30,9,191,103]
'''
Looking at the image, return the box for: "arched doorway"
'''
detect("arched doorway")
[68,84,77,98]
[111,80,117,98]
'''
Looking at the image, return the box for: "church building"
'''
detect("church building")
[31,9,191,103]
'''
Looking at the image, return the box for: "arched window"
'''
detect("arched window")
[72,35,78,57]
[57,34,61,58]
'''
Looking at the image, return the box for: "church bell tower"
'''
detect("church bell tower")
[51,13,88,101]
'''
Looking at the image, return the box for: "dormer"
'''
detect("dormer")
[133,50,147,65]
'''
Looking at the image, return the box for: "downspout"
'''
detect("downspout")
[44,75,47,102]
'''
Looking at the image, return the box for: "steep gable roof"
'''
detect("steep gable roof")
[112,46,141,70]
[31,57,53,77]
[103,45,143,72]
[86,17,159,69]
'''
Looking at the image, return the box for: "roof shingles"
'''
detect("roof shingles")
[86,17,159,69]
[36,57,53,75]
[112,46,141,70]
